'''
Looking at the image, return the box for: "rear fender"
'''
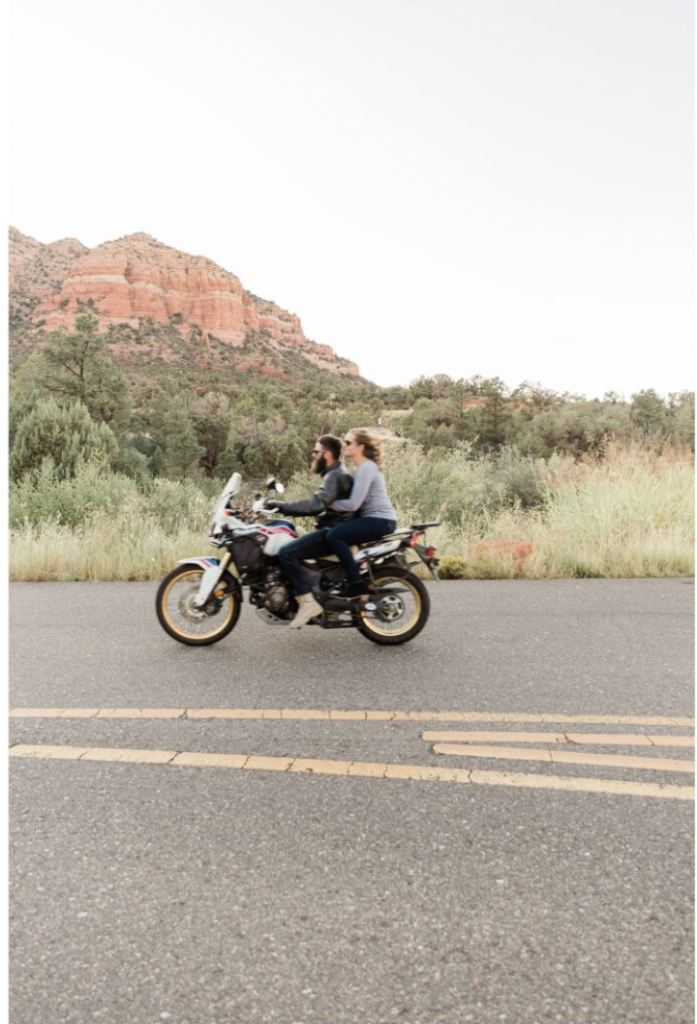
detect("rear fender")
[354,539,402,564]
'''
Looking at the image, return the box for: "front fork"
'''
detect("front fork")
[189,552,234,608]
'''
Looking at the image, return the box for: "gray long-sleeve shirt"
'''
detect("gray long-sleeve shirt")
[332,459,397,520]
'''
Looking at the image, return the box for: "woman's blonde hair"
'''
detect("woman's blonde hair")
[347,428,383,467]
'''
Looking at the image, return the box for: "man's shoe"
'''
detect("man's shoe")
[289,593,323,629]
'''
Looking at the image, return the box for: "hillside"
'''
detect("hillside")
[9,228,361,383]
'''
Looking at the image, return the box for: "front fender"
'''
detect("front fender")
[178,556,239,608]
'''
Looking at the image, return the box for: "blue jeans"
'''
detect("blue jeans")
[277,529,333,597]
[326,517,397,585]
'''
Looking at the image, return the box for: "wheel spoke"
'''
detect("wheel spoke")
[162,571,234,639]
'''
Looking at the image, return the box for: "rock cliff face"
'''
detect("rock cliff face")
[9,229,359,379]
[10,227,88,328]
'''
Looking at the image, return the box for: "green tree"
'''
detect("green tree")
[10,398,118,481]
[516,401,632,458]
[219,389,306,482]
[145,391,205,478]
[112,446,151,487]
[29,314,130,429]
[9,387,37,450]
[630,390,667,436]
[511,381,560,413]
[148,446,167,478]
[333,402,381,438]
[476,380,514,452]
[667,392,695,450]
[167,422,206,478]
[191,390,231,477]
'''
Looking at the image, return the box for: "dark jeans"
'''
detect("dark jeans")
[326,517,397,585]
[277,529,332,597]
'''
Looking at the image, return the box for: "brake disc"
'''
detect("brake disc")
[179,592,207,622]
[375,593,405,622]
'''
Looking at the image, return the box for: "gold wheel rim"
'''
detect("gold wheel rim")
[161,569,235,640]
[360,575,422,637]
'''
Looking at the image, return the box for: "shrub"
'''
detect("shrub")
[10,399,118,481]
[437,555,468,579]
[139,477,210,531]
[9,460,139,528]
[113,447,151,487]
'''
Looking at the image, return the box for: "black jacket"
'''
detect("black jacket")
[275,462,354,528]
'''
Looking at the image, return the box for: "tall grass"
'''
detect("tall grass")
[9,443,694,580]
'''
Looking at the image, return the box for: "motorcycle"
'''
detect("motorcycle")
[155,472,441,647]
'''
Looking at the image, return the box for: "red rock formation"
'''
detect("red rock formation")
[9,229,360,378]
[9,227,88,326]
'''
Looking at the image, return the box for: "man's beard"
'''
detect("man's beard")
[313,454,327,474]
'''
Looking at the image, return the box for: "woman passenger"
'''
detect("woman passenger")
[326,428,397,597]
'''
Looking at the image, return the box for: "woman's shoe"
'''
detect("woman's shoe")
[346,581,370,598]
[289,593,323,629]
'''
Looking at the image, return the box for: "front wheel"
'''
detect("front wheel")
[156,566,241,646]
[357,567,430,646]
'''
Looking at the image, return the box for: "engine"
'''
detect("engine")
[251,567,294,619]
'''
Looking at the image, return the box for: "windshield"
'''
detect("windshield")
[221,472,241,499]
[210,471,242,529]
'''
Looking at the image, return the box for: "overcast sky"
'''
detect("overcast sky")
[8,0,695,398]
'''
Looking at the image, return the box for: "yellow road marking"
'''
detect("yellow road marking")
[8,744,694,801]
[81,747,178,764]
[9,708,695,726]
[423,731,695,747]
[11,745,90,759]
[432,743,694,774]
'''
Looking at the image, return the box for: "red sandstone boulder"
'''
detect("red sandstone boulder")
[469,540,534,562]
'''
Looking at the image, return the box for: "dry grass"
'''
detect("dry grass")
[9,445,694,581]
[433,445,694,578]
[9,513,208,582]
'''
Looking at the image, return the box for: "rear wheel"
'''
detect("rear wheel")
[357,567,430,645]
[156,566,241,646]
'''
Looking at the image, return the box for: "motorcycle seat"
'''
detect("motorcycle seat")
[319,546,360,562]
[379,529,412,542]
[304,545,360,565]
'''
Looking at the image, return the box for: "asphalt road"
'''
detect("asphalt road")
[9,580,695,1024]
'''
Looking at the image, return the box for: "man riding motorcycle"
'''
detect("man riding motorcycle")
[264,434,355,628]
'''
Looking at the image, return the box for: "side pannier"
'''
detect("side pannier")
[230,532,265,574]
